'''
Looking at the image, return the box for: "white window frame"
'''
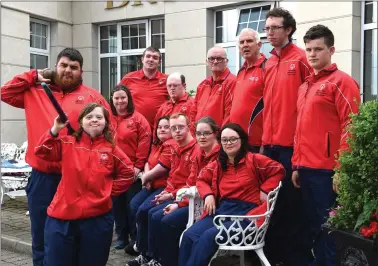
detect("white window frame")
[98,18,165,96]
[360,0,378,102]
[214,2,275,73]
[30,18,50,68]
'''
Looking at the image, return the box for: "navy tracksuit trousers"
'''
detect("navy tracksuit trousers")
[130,187,164,253]
[113,179,141,244]
[25,169,61,266]
[179,200,257,266]
[263,145,301,265]
[44,211,114,266]
[295,168,337,266]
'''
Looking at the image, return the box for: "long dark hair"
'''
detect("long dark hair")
[219,123,252,171]
[110,84,135,116]
[153,115,170,145]
[74,103,114,145]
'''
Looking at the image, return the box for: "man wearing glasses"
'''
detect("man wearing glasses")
[230,28,266,153]
[153,72,194,137]
[189,46,236,130]
[261,7,312,266]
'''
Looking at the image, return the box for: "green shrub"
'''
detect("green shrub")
[329,100,378,232]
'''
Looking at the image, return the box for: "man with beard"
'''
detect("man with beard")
[120,47,168,129]
[1,48,111,266]
[230,28,266,152]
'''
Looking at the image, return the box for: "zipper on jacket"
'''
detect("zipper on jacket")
[270,57,280,147]
[296,83,310,165]
[326,132,330,158]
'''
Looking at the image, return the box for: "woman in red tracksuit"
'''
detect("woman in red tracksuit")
[34,103,135,266]
[179,123,285,266]
[110,84,152,252]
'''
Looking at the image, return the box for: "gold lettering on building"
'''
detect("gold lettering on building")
[106,1,157,9]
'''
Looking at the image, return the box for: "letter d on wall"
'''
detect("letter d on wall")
[106,1,129,9]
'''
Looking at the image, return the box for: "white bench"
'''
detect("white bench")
[176,182,282,266]
[1,141,31,205]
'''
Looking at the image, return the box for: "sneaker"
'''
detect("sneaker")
[114,239,126,249]
[125,241,139,256]
[126,255,149,266]
[142,259,162,266]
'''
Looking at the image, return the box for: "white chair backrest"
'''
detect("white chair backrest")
[1,143,18,160]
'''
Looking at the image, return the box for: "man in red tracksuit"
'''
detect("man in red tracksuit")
[261,8,312,265]
[291,25,361,266]
[189,46,235,130]
[153,73,194,134]
[1,48,111,266]
[119,46,168,128]
[230,28,266,152]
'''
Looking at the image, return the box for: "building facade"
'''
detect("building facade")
[1,1,377,144]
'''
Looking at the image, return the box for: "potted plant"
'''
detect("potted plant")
[325,100,378,265]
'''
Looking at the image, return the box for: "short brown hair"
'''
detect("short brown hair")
[169,113,190,125]
[142,46,162,61]
[266,7,297,40]
[75,103,113,145]
[303,24,334,47]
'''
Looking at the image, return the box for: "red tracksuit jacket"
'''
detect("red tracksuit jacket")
[262,42,312,147]
[158,138,198,197]
[35,131,135,220]
[177,144,220,208]
[1,69,112,174]
[190,68,235,129]
[230,55,266,146]
[292,64,361,170]
[112,111,151,170]
[147,139,177,189]
[196,152,285,220]
[120,69,168,128]
[153,93,194,132]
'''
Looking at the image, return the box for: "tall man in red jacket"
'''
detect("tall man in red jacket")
[189,46,235,130]
[230,28,266,152]
[292,25,360,266]
[261,8,312,265]
[1,48,111,266]
[120,46,168,128]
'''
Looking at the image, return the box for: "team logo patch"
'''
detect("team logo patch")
[249,76,259,82]
[288,63,296,75]
[127,120,134,128]
[159,79,165,85]
[181,106,187,112]
[315,84,326,96]
[76,96,84,104]
[99,153,110,165]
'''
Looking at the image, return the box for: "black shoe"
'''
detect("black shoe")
[125,241,139,256]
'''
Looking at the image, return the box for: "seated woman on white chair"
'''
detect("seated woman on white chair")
[178,123,285,266]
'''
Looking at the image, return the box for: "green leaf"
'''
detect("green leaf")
[354,199,378,230]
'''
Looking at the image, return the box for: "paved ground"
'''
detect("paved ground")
[1,197,253,265]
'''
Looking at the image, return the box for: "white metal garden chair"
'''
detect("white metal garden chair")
[176,182,282,266]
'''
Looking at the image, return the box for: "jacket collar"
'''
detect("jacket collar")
[201,144,220,161]
[206,68,231,86]
[80,131,106,146]
[170,92,190,104]
[177,138,197,154]
[270,41,294,58]
[239,53,266,72]
[307,63,338,83]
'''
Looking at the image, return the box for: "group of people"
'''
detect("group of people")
[1,6,361,266]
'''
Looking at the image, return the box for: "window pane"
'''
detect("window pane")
[261,41,273,59]
[151,35,161,49]
[101,39,117,53]
[36,23,42,36]
[162,19,165,33]
[261,5,270,20]
[30,54,48,69]
[130,37,138,49]
[247,22,258,31]
[121,25,130,38]
[130,24,138,37]
[151,20,161,34]
[249,8,260,21]
[42,24,47,37]
[100,57,117,100]
[237,23,247,35]
[158,53,165,73]
[216,27,223,43]
[224,46,236,75]
[139,36,147,48]
[363,29,378,101]
[122,38,130,50]
[239,9,250,23]
[35,36,41,49]
[121,55,143,77]
[139,23,146,35]
[258,21,265,34]
[365,1,373,24]
[41,37,47,50]
[31,22,36,34]
[100,25,117,39]
[216,11,223,27]
[162,35,165,49]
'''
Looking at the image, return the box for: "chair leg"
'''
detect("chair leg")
[239,250,245,266]
[208,249,219,266]
[255,248,271,266]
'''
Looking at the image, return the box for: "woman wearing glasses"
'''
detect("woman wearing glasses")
[179,123,285,266]
[154,116,220,266]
